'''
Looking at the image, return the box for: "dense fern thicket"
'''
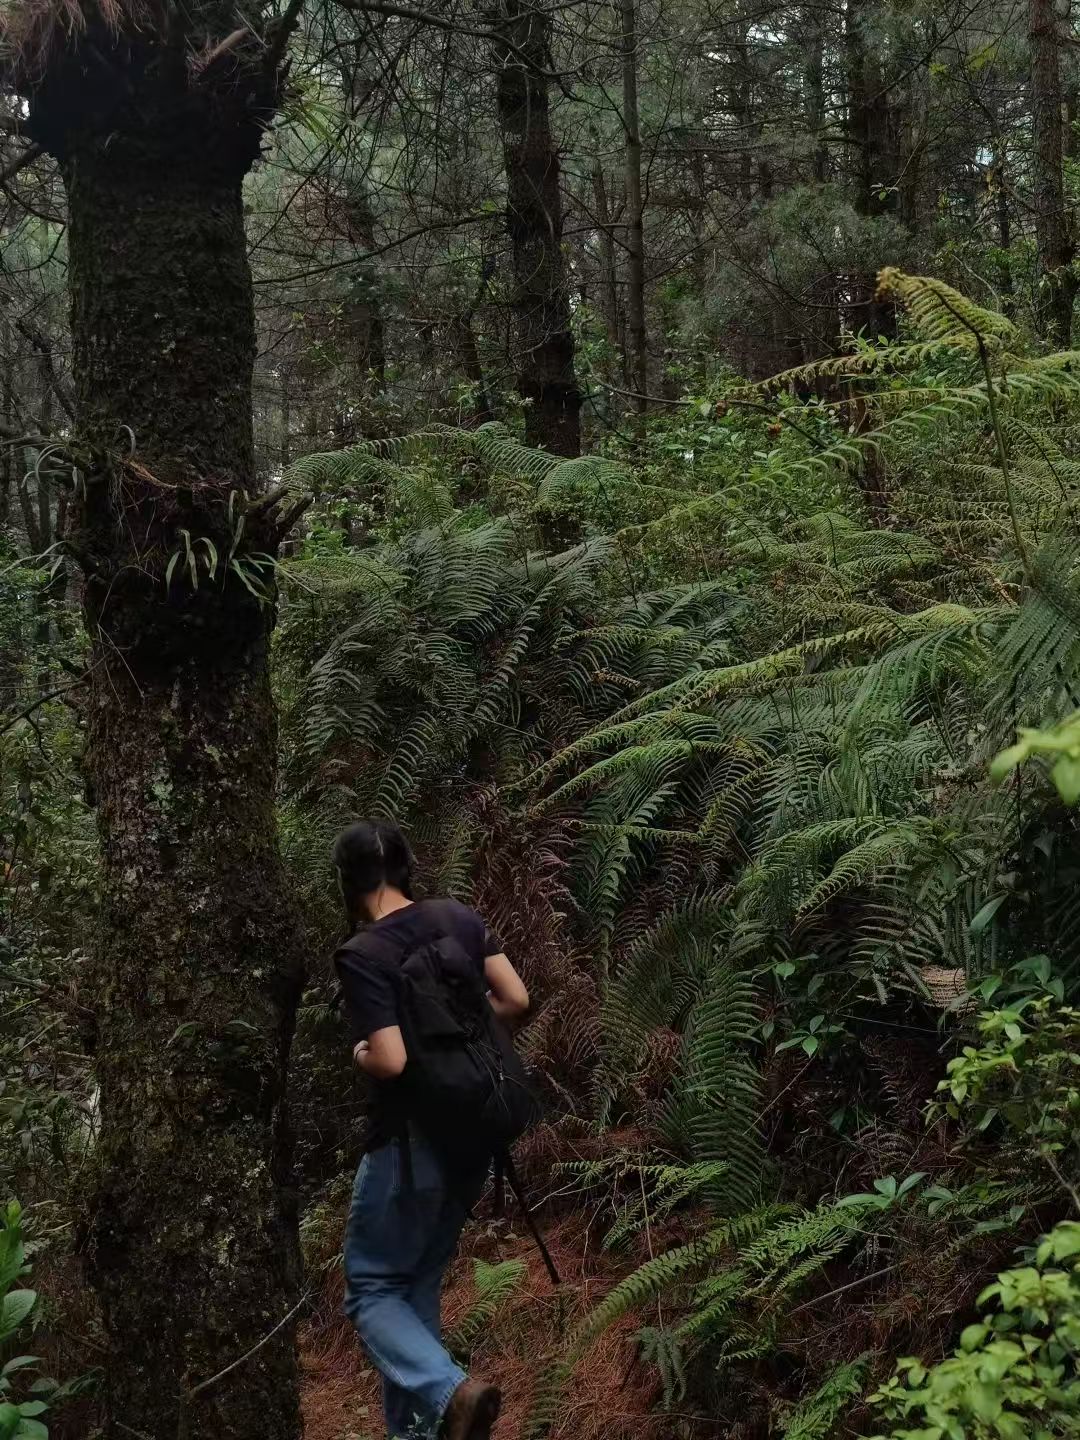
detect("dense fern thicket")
[10,273,1080,1436]
[274,273,1080,1437]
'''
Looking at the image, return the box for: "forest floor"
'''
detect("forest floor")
[299,1209,698,1440]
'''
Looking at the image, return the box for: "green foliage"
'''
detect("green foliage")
[993,712,1080,806]
[658,945,764,1208]
[445,1259,527,1361]
[506,274,1080,1434]
[870,1221,1080,1440]
[0,1203,57,1440]
[782,1354,875,1440]
[934,994,1080,1177]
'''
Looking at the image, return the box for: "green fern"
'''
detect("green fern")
[781,1354,875,1440]
[445,1258,527,1361]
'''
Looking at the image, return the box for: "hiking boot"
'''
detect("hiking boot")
[440,1378,502,1440]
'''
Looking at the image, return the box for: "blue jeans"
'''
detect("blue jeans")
[343,1136,487,1439]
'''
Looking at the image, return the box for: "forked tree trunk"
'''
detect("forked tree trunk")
[1030,0,1077,346]
[495,0,582,455]
[23,21,305,1439]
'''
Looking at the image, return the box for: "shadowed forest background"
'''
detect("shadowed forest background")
[7,0,1080,1436]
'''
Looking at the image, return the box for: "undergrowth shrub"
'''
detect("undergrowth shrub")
[284,270,1080,1437]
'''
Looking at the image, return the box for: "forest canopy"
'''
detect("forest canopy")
[5,0,1080,1437]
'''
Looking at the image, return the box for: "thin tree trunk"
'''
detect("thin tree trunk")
[22,16,305,1437]
[1030,0,1077,346]
[621,0,648,425]
[590,157,623,415]
[344,185,387,395]
[280,371,292,473]
[804,5,828,183]
[0,316,13,530]
[33,364,56,688]
[452,308,496,425]
[992,142,1015,312]
[1065,68,1079,159]
[495,0,582,455]
[845,0,897,338]
[729,16,754,209]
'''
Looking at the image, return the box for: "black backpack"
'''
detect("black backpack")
[394,932,540,1168]
[387,931,560,1284]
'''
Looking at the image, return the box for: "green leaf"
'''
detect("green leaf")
[0,1292,36,1338]
[195,537,219,580]
[970,894,1008,935]
[990,740,1031,784]
[0,1361,38,1380]
[961,1323,990,1351]
[1052,752,1080,806]
[897,1171,927,1198]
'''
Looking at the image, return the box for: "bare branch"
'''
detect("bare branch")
[253,211,495,287]
[0,678,88,737]
[0,143,44,188]
[265,0,308,74]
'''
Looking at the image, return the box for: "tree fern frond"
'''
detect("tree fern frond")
[662,948,765,1210]
[781,1354,874,1440]
[876,268,1019,350]
[446,1259,527,1361]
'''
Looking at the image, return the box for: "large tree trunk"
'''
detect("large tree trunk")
[1030,0,1077,346]
[621,0,648,425]
[23,18,305,1439]
[495,0,582,455]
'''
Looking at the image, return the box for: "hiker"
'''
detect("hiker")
[333,819,532,1440]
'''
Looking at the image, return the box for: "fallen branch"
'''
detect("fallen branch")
[174,1288,312,1440]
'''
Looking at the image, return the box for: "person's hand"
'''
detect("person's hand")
[353,1040,369,1065]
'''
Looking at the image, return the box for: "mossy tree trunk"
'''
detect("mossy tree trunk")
[21,12,306,1437]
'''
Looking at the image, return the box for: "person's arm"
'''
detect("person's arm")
[485,951,529,1024]
[336,946,408,1078]
[353,1026,407,1079]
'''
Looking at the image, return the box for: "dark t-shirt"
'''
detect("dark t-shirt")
[334,896,502,1149]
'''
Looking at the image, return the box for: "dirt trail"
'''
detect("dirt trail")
[299,1216,673,1440]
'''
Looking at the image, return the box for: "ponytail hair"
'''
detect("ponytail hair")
[331,819,415,934]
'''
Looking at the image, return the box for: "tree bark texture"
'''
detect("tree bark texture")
[621,0,648,424]
[342,184,387,394]
[802,5,828,183]
[22,18,305,1439]
[495,0,582,456]
[1030,0,1077,347]
[844,0,900,338]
